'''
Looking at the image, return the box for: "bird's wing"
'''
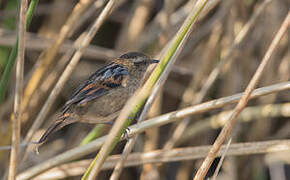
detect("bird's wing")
[62,63,129,114]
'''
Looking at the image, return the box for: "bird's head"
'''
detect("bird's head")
[113,52,159,75]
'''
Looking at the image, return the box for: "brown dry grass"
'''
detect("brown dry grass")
[0,0,289,179]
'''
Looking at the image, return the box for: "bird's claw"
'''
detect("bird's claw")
[122,127,131,141]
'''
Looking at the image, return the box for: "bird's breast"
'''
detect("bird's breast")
[85,77,141,118]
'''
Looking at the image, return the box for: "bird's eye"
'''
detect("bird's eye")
[134,59,146,65]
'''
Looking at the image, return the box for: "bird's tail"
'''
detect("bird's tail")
[37,119,64,144]
[38,112,76,144]
[0,115,73,153]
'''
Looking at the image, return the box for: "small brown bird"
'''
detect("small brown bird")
[38,52,159,143]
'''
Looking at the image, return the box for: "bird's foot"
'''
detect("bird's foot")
[122,127,131,141]
[103,122,130,140]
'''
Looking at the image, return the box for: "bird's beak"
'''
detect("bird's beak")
[150,59,159,64]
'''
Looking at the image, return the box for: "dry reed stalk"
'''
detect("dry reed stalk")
[116,0,153,51]
[20,0,94,118]
[84,0,210,179]
[193,12,290,180]
[16,81,290,180]
[20,0,118,164]
[31,139,290,180]
[8,0,27,179]
[164,0,273,150]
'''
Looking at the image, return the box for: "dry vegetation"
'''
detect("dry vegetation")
[0,0,289,179]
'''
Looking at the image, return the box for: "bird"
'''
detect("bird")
[38,52,159,144]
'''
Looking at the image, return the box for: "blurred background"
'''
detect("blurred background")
[0,0,289,179]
